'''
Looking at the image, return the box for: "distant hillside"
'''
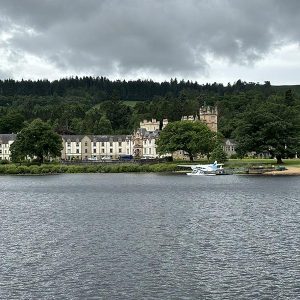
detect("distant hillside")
[272,85,300,95]
[0,77,298,137]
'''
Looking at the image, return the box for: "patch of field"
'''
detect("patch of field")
[123,100,139,107]
[272,85,300,95]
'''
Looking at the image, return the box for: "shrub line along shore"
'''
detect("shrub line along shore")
[0,161,300,175]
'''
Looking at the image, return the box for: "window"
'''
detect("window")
[76,149,79,154]
[76,142,79,147]
[85,149,87,153]
[67,142,71,147]
[93,149,96,153]
[93,142,97,147]
[102,142,105,147]
[110,142,113,147]
[102,149,105,153]
[119,148,122,153]
[85,142,88,146]
[118,142,122,147]
[0,150,2,154]
[110,149,113,153]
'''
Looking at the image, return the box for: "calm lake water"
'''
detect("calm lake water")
[0,173,299,299]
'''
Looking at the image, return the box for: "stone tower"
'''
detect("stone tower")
[199,106,218,132]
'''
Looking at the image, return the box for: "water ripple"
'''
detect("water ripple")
[0,174,299,299]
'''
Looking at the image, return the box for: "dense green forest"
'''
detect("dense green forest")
[0,78,299,148]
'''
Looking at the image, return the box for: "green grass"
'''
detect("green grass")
[224,158,300,169]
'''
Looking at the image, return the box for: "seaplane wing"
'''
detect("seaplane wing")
[177,161,223,171]
[177,164,199,169]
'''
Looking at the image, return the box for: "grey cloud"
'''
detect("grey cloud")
[0,0,300,79]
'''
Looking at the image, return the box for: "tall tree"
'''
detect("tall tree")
[97,116,113,134]
[0,111,25,133]
[234,101,300,163]
[10,119,63,163]
[156,121,215,161]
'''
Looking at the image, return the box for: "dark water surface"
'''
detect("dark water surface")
[0,174,299,299]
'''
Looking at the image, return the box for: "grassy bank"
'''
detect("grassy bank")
[0,162,178,175]
[225,158,300,168]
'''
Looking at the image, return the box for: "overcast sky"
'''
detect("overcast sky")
[0,0,299,85]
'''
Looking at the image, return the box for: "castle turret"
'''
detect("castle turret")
[199,105,218,132]
[139,119,160,132]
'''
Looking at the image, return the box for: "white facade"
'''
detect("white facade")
[142,138,157,157]
[62,135,133,160]
[0,134,16,161]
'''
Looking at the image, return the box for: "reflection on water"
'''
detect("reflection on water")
[0,174,299,299]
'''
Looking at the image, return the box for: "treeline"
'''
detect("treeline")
[0,77,299,142]
[0,77,273,99]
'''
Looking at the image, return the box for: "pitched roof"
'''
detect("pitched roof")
[0,134,17,144]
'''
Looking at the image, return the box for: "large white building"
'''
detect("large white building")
[0,105,226,161]
[61,135,133,160]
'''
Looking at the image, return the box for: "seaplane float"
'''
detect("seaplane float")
[177,161,225,176]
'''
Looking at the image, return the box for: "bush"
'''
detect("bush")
[29,165,42,174]
[4,165,19,174]
[211,144,228,163]
[16,165,30,174]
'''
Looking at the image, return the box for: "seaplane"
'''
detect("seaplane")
[178,161,224,176]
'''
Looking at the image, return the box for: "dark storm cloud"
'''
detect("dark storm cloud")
[0,0,300,78]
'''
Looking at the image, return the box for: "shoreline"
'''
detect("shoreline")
[262,166,300,176]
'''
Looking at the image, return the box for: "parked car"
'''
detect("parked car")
[101,156,112,161]
[119,155,133,161]
[88,157,98,161]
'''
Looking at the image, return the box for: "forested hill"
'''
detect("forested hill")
[0,77,299,140]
